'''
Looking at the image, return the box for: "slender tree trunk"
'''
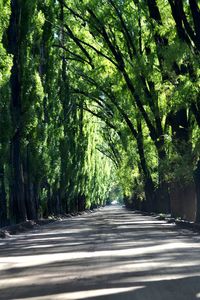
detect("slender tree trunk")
[156,146,171,213]
[7,0,27,223]
[47,182,53,216]
[0,165,7,227]
[10,132,26,222]
[59,1,70,214]
[136,120,156,212]
[23,146,37,220]
[194,161,200,223]
[33,182,40,218]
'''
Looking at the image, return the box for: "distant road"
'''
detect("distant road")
[1,205,200,300]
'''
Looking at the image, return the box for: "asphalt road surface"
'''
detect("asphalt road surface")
[1,205,200,300]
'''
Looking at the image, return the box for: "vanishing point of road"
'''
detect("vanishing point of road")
[1,205,200,300]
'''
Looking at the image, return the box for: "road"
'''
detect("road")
[0,205,200,300]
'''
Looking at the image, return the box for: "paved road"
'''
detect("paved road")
[1,205,200,300]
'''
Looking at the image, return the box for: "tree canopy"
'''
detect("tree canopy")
[0,0,200,226]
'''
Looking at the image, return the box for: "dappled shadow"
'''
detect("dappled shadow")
[1,206,200,299]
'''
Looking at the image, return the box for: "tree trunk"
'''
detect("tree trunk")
[136,120,156,212]
[194,161,200,223]
[0,165,7,227]
[23,146,37,220]
[7,0,27,223]
[10,132,26,223]
[155,146,171,213]
[59,1,70,214]
[47,182,53,216]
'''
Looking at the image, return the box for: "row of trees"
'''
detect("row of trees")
[1,0,200,226]
[54,0,200,221]
[0,0,115,226]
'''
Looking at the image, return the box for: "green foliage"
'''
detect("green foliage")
[1,0,200,224]
[60,0,200,205]
[0,0,12,161]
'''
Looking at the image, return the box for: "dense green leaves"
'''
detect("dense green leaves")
[1,0,200,225]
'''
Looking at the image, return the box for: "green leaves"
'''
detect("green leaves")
[1,0,200,224]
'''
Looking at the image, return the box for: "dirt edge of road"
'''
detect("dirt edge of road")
[130,209,200,234]
[0,208,103,239]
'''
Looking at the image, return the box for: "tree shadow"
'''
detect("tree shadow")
[1,206,200,299]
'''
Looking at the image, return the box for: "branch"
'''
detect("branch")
[108,0,137,58]
[72,88,114,117]
[96,147,119,167]
[64,23,94,69]
[54,43,94,68]
[77,103,120,136]
[57,0,88,24]
[87,8,125,70]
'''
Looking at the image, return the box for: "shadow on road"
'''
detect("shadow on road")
[0,206,200,299]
